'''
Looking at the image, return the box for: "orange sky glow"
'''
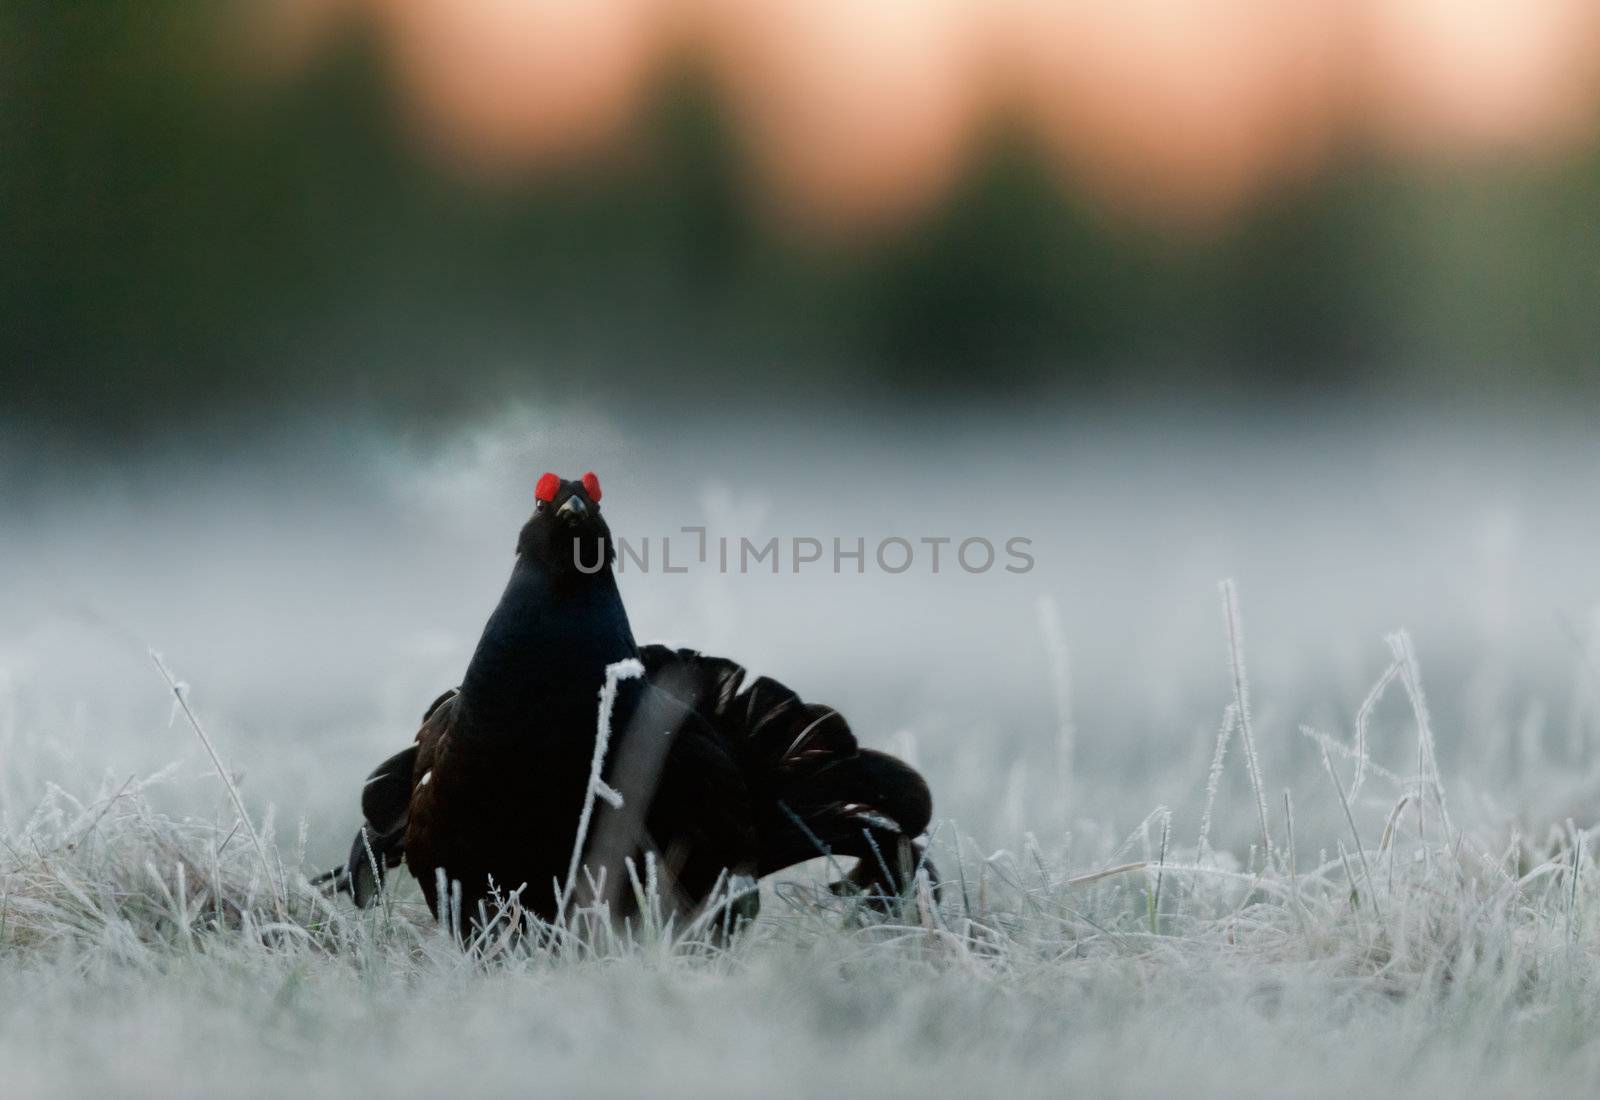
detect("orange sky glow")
[262,0,1600,232]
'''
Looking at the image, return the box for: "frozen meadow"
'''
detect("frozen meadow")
[6,403,1600,1098]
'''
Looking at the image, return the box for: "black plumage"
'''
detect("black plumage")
[322,473,935,934]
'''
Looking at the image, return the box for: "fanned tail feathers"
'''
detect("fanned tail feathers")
[639,646,936,900]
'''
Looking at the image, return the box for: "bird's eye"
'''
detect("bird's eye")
[581,471,602,502]
[535,472,560,504]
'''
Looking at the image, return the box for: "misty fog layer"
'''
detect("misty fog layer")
[4,401,1598,861]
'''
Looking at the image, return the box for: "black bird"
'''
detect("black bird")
[323,471,935,935]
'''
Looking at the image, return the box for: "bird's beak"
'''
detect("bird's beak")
[556,496,588,521]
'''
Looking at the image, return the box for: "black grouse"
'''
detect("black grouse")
[323,471,935,935]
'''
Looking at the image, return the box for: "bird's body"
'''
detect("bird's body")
[325,472,934,935]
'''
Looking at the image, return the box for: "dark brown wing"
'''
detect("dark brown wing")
[335,689,456,907]
[396,688,465,916]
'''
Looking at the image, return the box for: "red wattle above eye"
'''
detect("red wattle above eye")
[581,471,602,502]
[535,472,560,503]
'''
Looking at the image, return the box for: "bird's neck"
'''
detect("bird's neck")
[458,555,639,739]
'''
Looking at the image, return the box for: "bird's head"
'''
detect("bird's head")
[516,470,614,579]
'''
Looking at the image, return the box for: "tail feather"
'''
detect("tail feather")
[640,646,936,901]
[639,646,860,767]
[318,742,420,906]
[760,749,937,893]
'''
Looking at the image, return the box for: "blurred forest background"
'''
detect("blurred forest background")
[6,0,1599,436]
